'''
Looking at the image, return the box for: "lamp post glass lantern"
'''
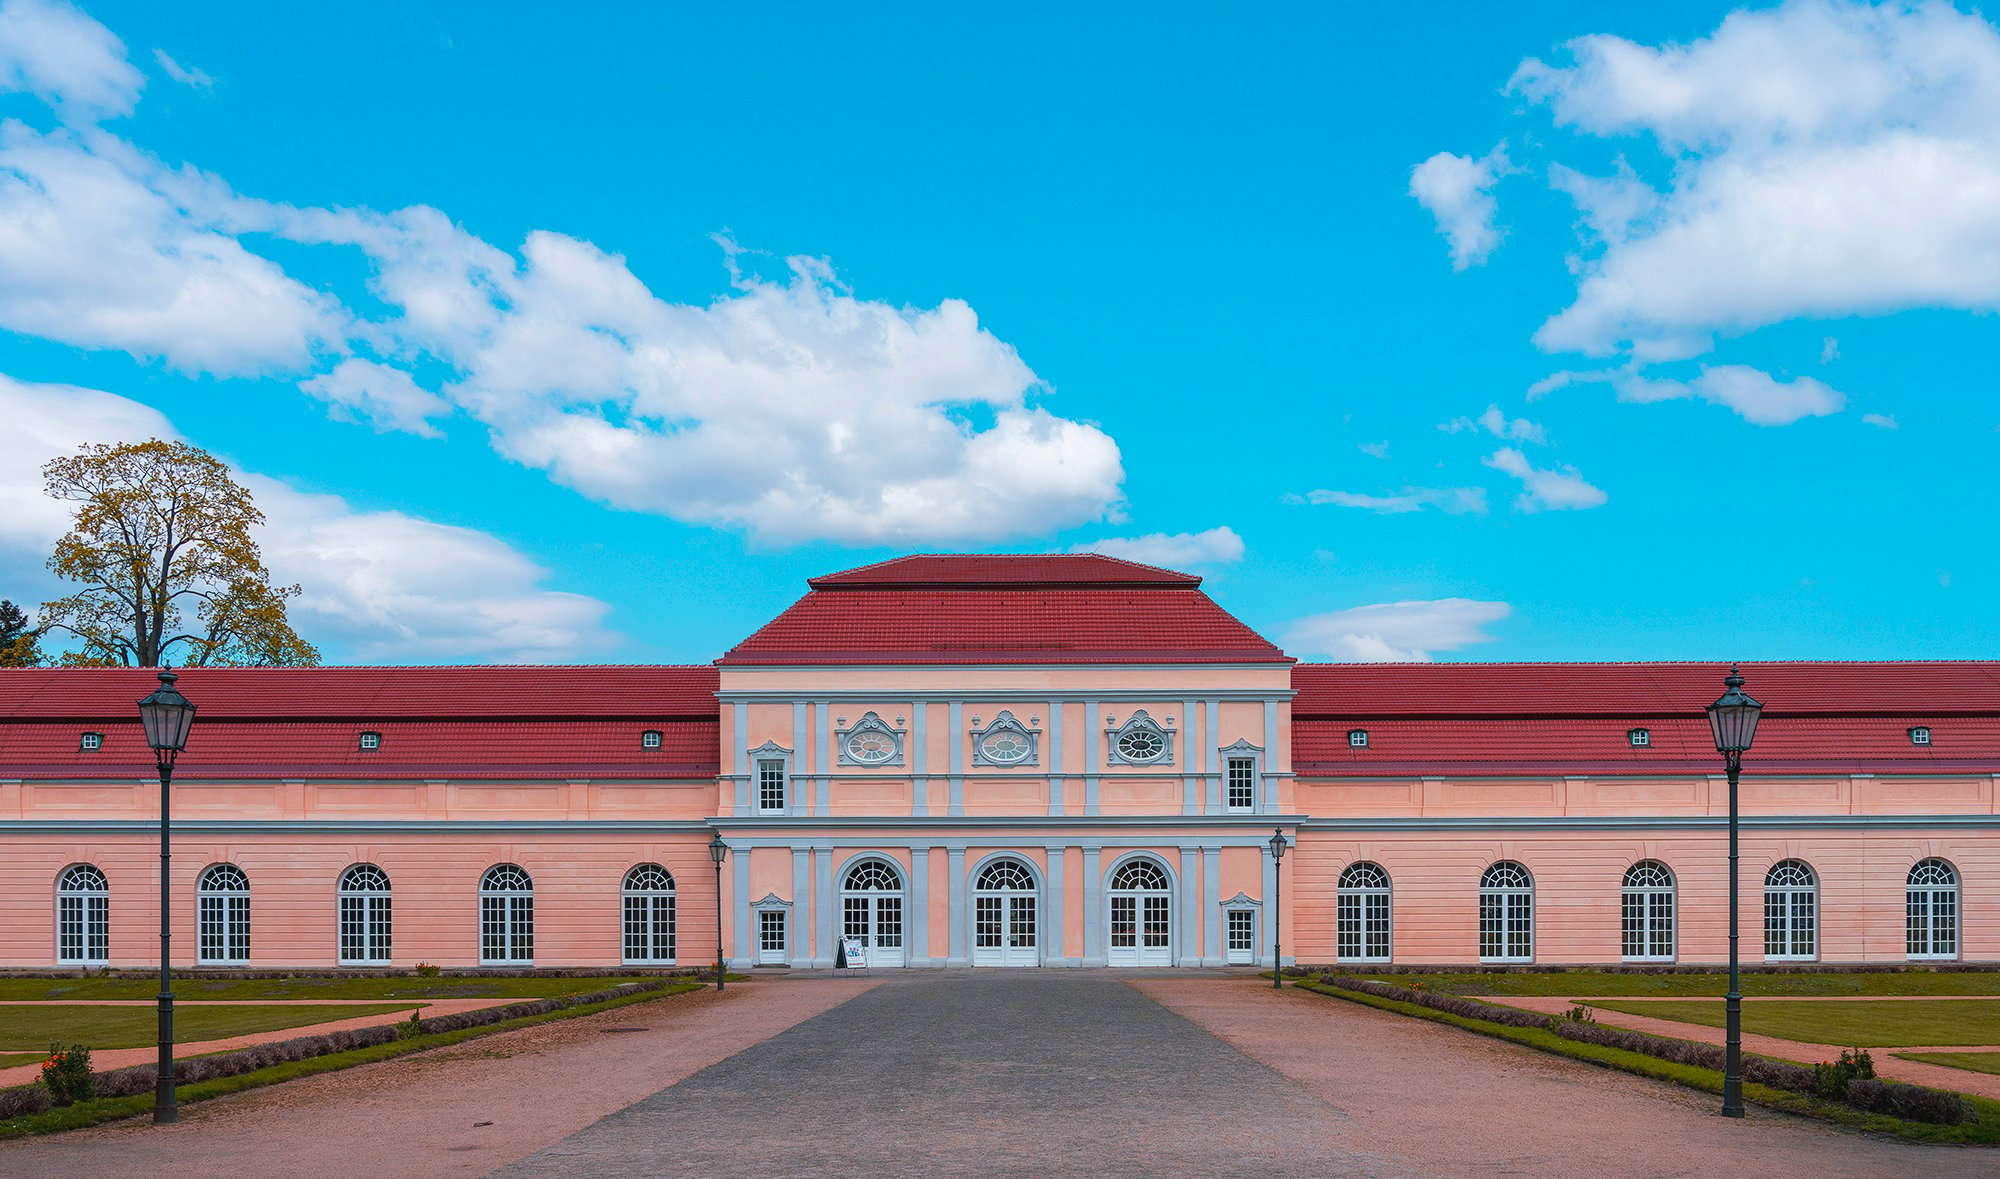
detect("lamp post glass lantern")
[708,835,728,992]
[136,668,196,1125]
[1269,828,1289,988]
[1705,664,1762,1119]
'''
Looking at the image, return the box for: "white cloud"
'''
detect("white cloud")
[299,358,452,438]
[1482,446,1607,512]
[268,223,1126,545]
[1285,598,1512,661]
[0,123,347,374]
[1821,336,1840,362]
[1510,0,2000,361]
[1533,364,1844,426]
[1862,411,1899,429]
[1358,440,1390,459]
[0,0,141,121]
[1295,486,1489,515]
[1441,403,1548,443]
[1410,143,1511,270]
[150,48,212,90]
[0,372,617,663]
[1069,526,1244,568]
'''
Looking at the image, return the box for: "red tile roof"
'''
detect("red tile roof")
[722,588,1288,665]
[1291,661,2000,717]
[0,665,719,720]
[1292,661,2000,776]
[806,553,1202,589]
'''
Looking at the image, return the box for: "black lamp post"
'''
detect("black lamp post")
[708,834,729,992]
[137,668,196,1125]
[1269,827,1289,988]
[1706,664,1762,1119]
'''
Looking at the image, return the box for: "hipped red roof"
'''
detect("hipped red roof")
[725,554,1283,665]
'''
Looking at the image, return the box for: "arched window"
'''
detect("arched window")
[841,859,905,966]
[197,864,251,964]
[480,864,534,964]
[1107,858,1171,966]
[1478,861,1533,963]
[972,858,1039,966]
[1908,858,1958,960]
[1621,861,1676,962]
[1764,860,1817,961]
[338,864,392,964]
[622,863,677,964]
[57,864,109,965]
[1337,862,1391,962]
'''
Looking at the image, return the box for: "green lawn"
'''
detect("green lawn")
[0,1003,414,1050]
[1351,970,2000,998]
[0,1051,44,1068]
[1896,1051,2000,1076]
[1587,998,2000,1047]
[0,975,656,1003]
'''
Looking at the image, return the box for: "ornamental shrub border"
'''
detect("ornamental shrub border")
[0,978,674,1121]
[1316,975,1975,1126]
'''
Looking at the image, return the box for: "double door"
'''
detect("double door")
[972,892,1038,966]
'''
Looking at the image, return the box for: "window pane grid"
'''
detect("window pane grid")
[338,865,392,964]
[57,866,109,965]
[622,864,676,964]
[480,865,534,964]
[757,760,787,811]
[1226,757,1256,810]
[1763,860,1817,961]
[1479,862,1533,962]
[1338,862,1391,962]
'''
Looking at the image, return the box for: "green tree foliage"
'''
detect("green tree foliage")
[37,440,320,667]
[0,598,42,666]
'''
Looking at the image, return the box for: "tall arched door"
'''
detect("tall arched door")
[841,859,906,967]
[972,858,1039,966]
[1107,858,1172,966]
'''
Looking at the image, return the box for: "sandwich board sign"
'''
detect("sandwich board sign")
[838,934,867,968]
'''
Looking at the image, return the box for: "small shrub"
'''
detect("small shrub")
[1845,1078,1975,1125]
[393,1009,424,1040]
[1812,1048,1875,1100]
[413,962,441,977]
[39,1044,93,1106]
[1561,1004,1596,1024]
[0,1084,55,1118]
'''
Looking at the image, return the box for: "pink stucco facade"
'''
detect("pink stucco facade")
[1,554,1993,970]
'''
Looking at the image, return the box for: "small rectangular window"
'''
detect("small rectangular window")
[1226,910,1255,964]
[756,759,787,812]
[1348,729,1369,748]
[358,731,381,751]
[641,729,662,750]
[1628,728,1651,747]
[1226,756,1256,811]
[79,731,102,751]
[758,909,787,963]
[1910,727,1932,746]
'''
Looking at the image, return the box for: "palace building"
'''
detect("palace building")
[1,554,1993,970]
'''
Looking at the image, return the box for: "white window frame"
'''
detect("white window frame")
[79,731,102,752]
[622,863,677,965]
[1628,728,1651,748]
[1907,858,1958,961]
[1478,861,1533,963]
[1763,860,1818,962]
[1620,861,1676,963]
[835,711,907,767]
[480,864,535,965]
[197,863,251,965]
[1909,726,1933,746]
[358,730,381,751]
[57,864,109,966]
[1336,862,1392,963]
[337,863,393,965]
[747,741,792,814]
[640,729,662,750]
[756,903,790,965]
[1348,729,1369,748]
[970,710,1041,767]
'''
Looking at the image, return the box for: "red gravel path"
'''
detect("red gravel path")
[0,978,876,1177]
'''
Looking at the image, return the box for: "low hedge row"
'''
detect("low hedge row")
[1319,975,1975,1125]
[0,978,669,1119]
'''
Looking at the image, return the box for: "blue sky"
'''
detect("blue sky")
[1,0,1995,664]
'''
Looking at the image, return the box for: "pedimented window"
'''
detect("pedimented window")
[1106,709,1174,766]
[971,710,1040,767]
[837,711,906,767]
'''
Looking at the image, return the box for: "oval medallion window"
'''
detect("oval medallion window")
[1115,727,1165,762]
[979,728,1032,765]
[844,728,898,764]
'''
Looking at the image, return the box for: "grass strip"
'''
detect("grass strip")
[1296,981,2000,1145]
[1342,969,2000,998]
[1587,997,2000,1048]
[0,975,663,1002]
[1895,1051,2000,1078]
[0,1003,417,1050]
[0,981,702,1139]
